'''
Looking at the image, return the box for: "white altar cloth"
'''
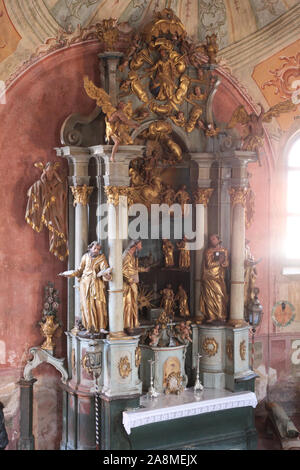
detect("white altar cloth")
[123,388,257,435]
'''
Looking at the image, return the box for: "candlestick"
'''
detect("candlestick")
[147,359,159,398]
[194,353,203,395]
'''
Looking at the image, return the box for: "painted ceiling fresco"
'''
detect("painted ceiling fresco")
[2,0,299,50]
[0,0,299,133]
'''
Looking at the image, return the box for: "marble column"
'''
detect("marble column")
[228,151,257,327]
[228,187,249,327]
[56,147,92,326]
[90,145,144,336]
[190,153,215,323]
[98,52,123,106]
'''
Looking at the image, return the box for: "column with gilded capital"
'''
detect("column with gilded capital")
[56,147,93,326]
[91,145,144,336]
[228,151,257,327]
[228,186,249,327]
[191,153,215,322]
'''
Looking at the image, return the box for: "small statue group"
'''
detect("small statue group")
[146,316,192,348]
[174,321,193,345]
[160,284,190,318]
[162,237,190,270]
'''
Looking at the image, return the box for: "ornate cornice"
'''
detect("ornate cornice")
[104,186,133,207]
[193,188,214,208]
[70,185,94,207]
[229,187,249,209]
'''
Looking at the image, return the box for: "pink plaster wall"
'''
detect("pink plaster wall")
[0,42,102,449]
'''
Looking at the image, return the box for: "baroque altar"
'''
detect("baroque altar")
[20,7,265,451]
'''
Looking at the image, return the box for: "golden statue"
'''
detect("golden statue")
[84,76,140,162]
[140,120,182,163]
[177,237,190,270]
[175,285,190,318]
[188,86,206,102]
[160,284,175,317]
[59,241,111,333]
[228,100,296,153]
[162,184,176,206]
[25,161,68,261]
[175,185,190,214]
[170,111,186,128]
[185,106,203,133]
[162,239,175,267]
[199,234,229,323]
[122,240,148,330]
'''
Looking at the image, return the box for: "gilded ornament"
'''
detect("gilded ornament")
[199,234,229,324]
[82,354,92,376]
[229,187,249,209]
[39,282,61,353]
[123,240,149,330]
[162,239,175,268]
[245,186,255,229]
[176,238,190,270]
[228,100,296,154]
[104,186,134,207]
[84,76,140,162]
[59,241,111,334]
[96,18,119,51]
[25,161,68,261]
[202,337,219,357]
[118,356,132,379]
[71,185,94,207]
[193,188,214,207]
[175,285,190,317]
[160,284,175,317]
[165,372,184,395]
[226,339,234,361]
[240,340,246,361]
[135,347,141,368]
[40,315,60,352]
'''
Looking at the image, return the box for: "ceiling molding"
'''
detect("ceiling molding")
[219,4,300,72]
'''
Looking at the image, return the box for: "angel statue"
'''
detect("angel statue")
[228,100,297,155]
[84,76,140,162]
[25,161,68,261]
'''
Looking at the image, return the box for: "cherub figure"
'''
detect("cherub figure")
[149,324,160,347]
[119,32,141,71]
[84,76,140,162]
[175,321,192,344]
[228,100,296,154]
[170,111,186,128]
[188,86,206,102]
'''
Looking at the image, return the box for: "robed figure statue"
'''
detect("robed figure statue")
[59,241,111,333]
[122,240,149,330]
[199,234,229,323]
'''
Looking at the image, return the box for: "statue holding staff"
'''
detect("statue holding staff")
[59,241,111,333]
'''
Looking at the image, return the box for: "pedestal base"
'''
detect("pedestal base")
[102,336,142,397]
[192,323,253,392]
[140,344,188,394]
